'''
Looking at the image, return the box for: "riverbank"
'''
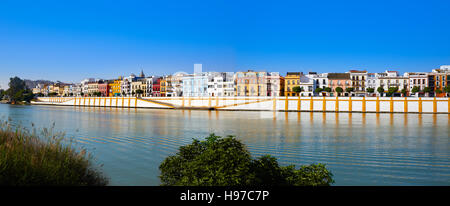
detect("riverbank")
[0,120,109,186]
[33,96,450,114]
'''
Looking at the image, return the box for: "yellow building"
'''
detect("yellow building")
[235,70,269,96]
[284,72,302,96]
[108,77,122,97]
[160,79,167,97]
[131,80,147,97]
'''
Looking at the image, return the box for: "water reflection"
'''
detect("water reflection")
[1,104,449,186]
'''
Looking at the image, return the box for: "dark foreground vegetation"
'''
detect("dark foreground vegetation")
[160,134,334,186]
[0,121,109,186]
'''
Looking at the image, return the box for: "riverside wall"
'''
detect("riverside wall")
[32,96,450,114]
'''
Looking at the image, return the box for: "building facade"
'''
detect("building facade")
[328,73,351,96]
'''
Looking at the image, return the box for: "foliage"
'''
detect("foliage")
[159,134,334,186]
[48,92,58,97]
[411,86,421,93]
[314,88,323,94]
[335,87,343,94]
[0,121,109,186]
[345,87,354,93]
[292,86,303,94]
[386,87,399,97]
[377,87,385,96]
[423,87,431,94]
[324,87,332,93]
[6,77,34,104]
[443,86,450,94]
[435,89,442,94]
[366,88,375,93]
[91,92,102,97]
[401,88,407,96]
[136,89,144,96]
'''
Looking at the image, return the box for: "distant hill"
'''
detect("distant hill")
[23,79,55,89]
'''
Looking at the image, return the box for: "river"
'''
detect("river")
[1,104,449,185]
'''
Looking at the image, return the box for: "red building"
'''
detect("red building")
[152,78,161,97]
[98,82,110,97]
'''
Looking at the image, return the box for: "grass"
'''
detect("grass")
[0,120,109,186]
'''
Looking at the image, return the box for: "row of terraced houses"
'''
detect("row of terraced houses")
[32,64,450,98]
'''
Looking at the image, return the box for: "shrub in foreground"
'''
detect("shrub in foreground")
[159,134,334,186]
[0,121,109,186]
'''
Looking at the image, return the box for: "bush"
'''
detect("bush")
[159,134,334,186]
[0,121,109,186]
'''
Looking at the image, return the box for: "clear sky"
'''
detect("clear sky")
[1,0,449,89]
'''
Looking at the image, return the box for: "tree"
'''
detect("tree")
[401,88,408,97]
[136,89,144,97]
[48,92,58,97]
[292,86,303,96]
[435,89,442,95]
[159,134,334,186]
[387,87,399,97]
[423,87,431,96]
[314,87,323,95]
[444,86,450,96]
[335,87,343,96]
[377,87,385,97]
[324,87,332,93]
[411,86,420,94]
[345,87,354,95]
[366,88,375,94]
[6,77,34,104]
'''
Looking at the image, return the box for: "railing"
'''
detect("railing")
[34,96,450,114]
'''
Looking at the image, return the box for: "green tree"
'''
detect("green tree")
[6,77,34,104]
[136,89,144,97]
[48,92,58,97]
[401,88,408,97]
[345,87,354,95]
[423,87,431,96]
[411,86,420,94]
[323,87,332,96]
[377,87,385,97]
[444,86,450,96]
[292,86,303,96]
[387,87,399,97]
[159,134,334,186]
[435,89,442,94]
[314,87,323,95]
[335,87,343,96]
[366,88,375,94]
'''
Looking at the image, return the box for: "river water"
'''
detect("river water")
[1,104,449,185]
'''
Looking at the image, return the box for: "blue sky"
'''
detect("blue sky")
[0,0,449,89]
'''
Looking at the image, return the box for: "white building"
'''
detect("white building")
[299,75,315,96]
[348,70,368,96]
[266,72,284,97]
[207,72,235,97]
[182,72,209,97]
[80,78,95,96]
[376,70,408,96]
[167,72,187,97]
[121,74,137,97]
[404,72,428,94]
